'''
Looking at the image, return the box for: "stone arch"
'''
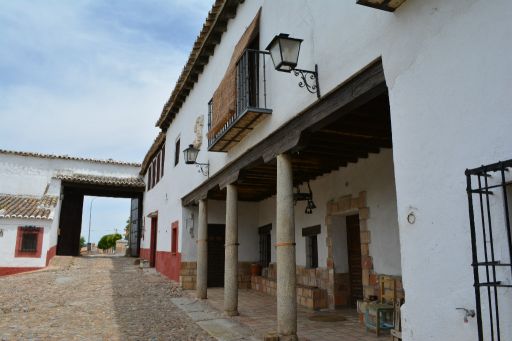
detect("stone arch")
[325,191,372,309]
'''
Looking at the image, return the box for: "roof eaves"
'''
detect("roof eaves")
[155,0,242,130]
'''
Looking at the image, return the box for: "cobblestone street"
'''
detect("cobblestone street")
[0,256,215,341]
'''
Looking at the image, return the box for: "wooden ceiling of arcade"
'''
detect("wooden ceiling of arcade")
[207,92,392,202]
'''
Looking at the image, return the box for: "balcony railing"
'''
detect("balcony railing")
[208,49,272,152]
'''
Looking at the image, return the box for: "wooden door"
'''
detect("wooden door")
[150,216,158,267]
[346,214,363,307]
[207,224,225,287]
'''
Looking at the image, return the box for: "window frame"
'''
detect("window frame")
[174,137,181,167]
[302,225,320,269]
[171,221,179,254]
[258,224,272,267]
[15,226,43,258]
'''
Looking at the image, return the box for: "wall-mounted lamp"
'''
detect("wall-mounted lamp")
[293,181,317,214]
[356,0,407,12]
[183,144,209,177]
[265,33,320,98]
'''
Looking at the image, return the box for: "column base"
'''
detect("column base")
[223,309,239,317]
[279,334,298,341]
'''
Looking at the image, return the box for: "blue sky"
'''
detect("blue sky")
[81,196,131,244]
[0,0,211,242]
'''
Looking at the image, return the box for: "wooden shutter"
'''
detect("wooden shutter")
[208,9,261,139]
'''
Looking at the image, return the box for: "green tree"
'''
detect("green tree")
[80,236,86,248]
[97,233,122,250]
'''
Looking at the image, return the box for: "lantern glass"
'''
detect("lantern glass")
[266,34,302,73]
[184,144,199,164]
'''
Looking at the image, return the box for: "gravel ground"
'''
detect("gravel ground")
[0,256,215,341]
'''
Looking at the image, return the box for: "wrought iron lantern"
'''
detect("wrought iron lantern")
[265,33,320,98]
[356,0,408,12]
[183,144,209,177]
[293,181,317,215]
[266,33,303,73]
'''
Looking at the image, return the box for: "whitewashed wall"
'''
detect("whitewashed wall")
[255,150,400,275]
[0,152,140,268]
[143,1,512,340]
[0,153,140,197]
[0,218,52,268]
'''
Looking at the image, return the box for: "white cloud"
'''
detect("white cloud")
[0,0,212,162]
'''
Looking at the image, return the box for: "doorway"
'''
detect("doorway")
[346,214,363,307]
[150,216,158,267]
[207,224,225,287]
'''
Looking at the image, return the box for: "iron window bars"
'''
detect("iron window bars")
[466,159,512,341]
[20,226,39,252]
[208,49,270,149]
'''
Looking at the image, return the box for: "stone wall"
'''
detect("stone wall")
[179,261,253,290]
[251,275,328,310]
[325,191,404,306]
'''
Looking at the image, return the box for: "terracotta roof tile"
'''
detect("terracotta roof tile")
[155,0,242,129]
[140,132,166,175]
[56,173,145,188]
[0,194,58,220]
[0,149,140,167]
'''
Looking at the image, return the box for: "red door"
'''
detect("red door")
[150,216,158,267]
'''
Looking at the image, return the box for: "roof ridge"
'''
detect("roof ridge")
[0,149,141,167]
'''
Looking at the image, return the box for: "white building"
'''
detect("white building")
[0,150,144,275]
[139,1,512,340]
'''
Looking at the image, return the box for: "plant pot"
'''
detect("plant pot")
[251,263,262,276]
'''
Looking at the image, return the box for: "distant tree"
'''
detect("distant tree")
[80,236,86,248]
[97,233,122,250]
[124,218,130,240]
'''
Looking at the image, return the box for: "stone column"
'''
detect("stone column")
[276,153,297,340]
[224,184,239,316]
[196,199,208,299]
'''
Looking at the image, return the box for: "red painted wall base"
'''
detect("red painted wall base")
[0,267,42,276]
[138,248,181,281]
[140,248,150,260]
[46,245,57,266]
[156,251,181,282]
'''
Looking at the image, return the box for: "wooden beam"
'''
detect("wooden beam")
[182,60,386,206]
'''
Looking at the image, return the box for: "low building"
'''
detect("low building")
[0,194,59,275]
[0,150,144,275]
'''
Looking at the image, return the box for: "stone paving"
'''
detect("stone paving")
[0,256,215,341]
[190,288,389,341]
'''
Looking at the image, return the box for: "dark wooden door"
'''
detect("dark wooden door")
[207,224,225,287]
[150,216,158,267]
[346,214,363,307]
[57,190,84,256]
[129,198,141,257]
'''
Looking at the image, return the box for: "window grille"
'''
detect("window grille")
[466,160,512,341]
[303,225,320,269]
[174,138,180,166]
[20,228,39,252]
[259,224,272,267]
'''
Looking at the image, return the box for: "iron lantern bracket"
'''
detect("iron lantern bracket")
[195,162,209,177]
[293,64,320,98]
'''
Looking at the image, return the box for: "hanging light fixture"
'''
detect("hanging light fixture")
[183,144,209,177]
[293,181,317,214]
[265,33,320,98]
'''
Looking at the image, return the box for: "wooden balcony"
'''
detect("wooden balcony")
[208,49,272,152]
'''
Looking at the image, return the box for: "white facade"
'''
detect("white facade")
[140,1,512,340]
[0,151,141,271]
